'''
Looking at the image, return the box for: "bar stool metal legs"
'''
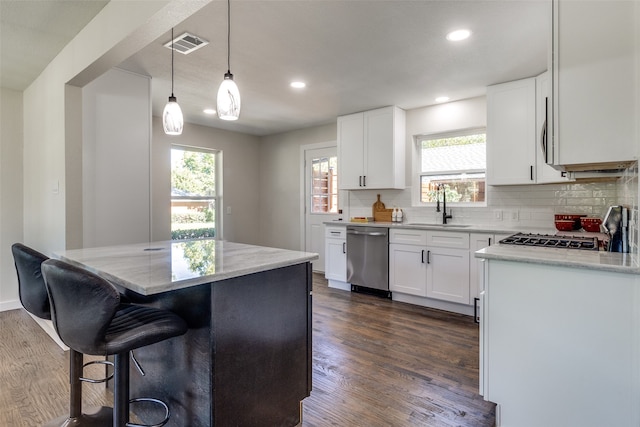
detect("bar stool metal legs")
[114,353,170,427]
[43,350,113,427]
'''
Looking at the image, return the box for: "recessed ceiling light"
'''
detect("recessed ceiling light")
[446,29,471,42]
[435,96,450,103]
[203,108,216,115]
[290,81,306,89]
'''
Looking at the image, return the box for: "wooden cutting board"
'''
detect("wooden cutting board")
[372,194,393,222]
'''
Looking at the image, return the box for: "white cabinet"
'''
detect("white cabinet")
[552,0,637,169]
[426,246,470,304]
[482,259,640,426]
[535,72,570,184]
[324,226,347,282]
[469,233,512,301]
[337,106,405,190]
[487,75,570,186]
[389,243,427,296]
[486,78,537,185]
[389,229,470,304]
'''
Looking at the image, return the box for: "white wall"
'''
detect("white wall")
[0,88,24,310]
[151,118,261,245]
[82,68,151,247]
[259,123,336,250]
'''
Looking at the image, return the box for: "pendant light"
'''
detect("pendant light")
[163,28,184,135]
[216,0,241,121]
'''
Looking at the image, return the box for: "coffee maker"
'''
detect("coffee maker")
[603,205,628,252]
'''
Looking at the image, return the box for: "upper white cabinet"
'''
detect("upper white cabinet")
[337,106,406,190]
[486,78,537,185]
[551,0,638,170]
[486,75,570,185]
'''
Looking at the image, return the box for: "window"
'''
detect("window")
[310,155,338,213]
[416,129,486,205]
[171,147,220,240]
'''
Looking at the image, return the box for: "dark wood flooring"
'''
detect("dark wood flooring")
[0,273,495,426]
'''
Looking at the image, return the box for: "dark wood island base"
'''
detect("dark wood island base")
[120,263,312,427]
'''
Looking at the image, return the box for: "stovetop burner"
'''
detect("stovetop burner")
[499,233,599,251]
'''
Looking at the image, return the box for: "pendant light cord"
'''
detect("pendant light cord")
[171,27,175,96]
[226,0,231,73]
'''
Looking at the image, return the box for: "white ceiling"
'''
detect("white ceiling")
[1,0,549,137]
[0,0,109,91]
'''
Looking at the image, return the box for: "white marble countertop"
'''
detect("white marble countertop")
[54,239,319,295]
[475,244,640,274]
[326,220,639,273]
[324,220,553,235]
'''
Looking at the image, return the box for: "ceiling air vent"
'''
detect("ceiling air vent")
[164,32,209,55]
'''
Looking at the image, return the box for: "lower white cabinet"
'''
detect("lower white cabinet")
[482,259,640,426]
[426,247,470,304]
[470,233,512,301]
[389,243,427,296]
[389,229,470,304]
[324,226,347,282]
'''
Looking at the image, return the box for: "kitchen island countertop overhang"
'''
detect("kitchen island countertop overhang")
[54,239,319,295]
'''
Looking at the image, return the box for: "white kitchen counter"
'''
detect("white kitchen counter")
[475,243,640,274]
[54,238,318,295]
[324,220,552,235]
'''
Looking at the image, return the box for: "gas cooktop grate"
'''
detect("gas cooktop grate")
[499,233,599,251]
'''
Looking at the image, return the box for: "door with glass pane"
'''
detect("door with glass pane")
[304,146,339,272]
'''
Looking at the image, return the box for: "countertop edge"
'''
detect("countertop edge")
[475,246,640,274]
[324,220,552,235]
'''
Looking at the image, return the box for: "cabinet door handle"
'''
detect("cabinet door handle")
[426,250,431,264]
[474,297,480,324]
[358,176,362,187]
[488,237,492,246]
[342,242,346,254]
[530,165,534,181]
[363,175,366,187]
[421,249,425,264]
[542,96,550,164]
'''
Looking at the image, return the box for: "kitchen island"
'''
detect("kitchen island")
[55,238,318,427]
[475,245,640,427]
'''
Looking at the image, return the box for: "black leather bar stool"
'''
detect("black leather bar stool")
[41,259,188,427]
[12,243,113,427]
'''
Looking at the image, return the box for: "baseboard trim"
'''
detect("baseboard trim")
[0,300,21,312]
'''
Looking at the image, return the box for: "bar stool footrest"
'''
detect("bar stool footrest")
[125,397,170,427]
[79,359,114,384]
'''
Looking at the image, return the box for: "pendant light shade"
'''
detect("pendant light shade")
[217,0,240,121]
[163,28,184,135]
[163,96,184,135]
[217,72,240,120]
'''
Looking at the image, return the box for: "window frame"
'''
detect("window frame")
[170,145,222,240]
[411,127,487,208]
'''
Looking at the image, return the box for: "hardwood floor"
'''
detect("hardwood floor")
[0,273,494,426]
[303,274,495,426]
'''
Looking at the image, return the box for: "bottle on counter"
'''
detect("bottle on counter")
[397,208,403,223]
[392,208,398,222]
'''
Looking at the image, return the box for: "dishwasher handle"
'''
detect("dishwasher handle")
[347,230,387,237]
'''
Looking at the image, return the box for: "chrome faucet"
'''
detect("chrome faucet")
[436,184,453,224]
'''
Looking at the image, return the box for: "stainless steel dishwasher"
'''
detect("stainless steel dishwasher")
[346,226,390,297]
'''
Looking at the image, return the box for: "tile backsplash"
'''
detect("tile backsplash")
[343,162,639,252]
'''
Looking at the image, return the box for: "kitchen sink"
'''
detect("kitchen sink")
[405,223,471,228]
